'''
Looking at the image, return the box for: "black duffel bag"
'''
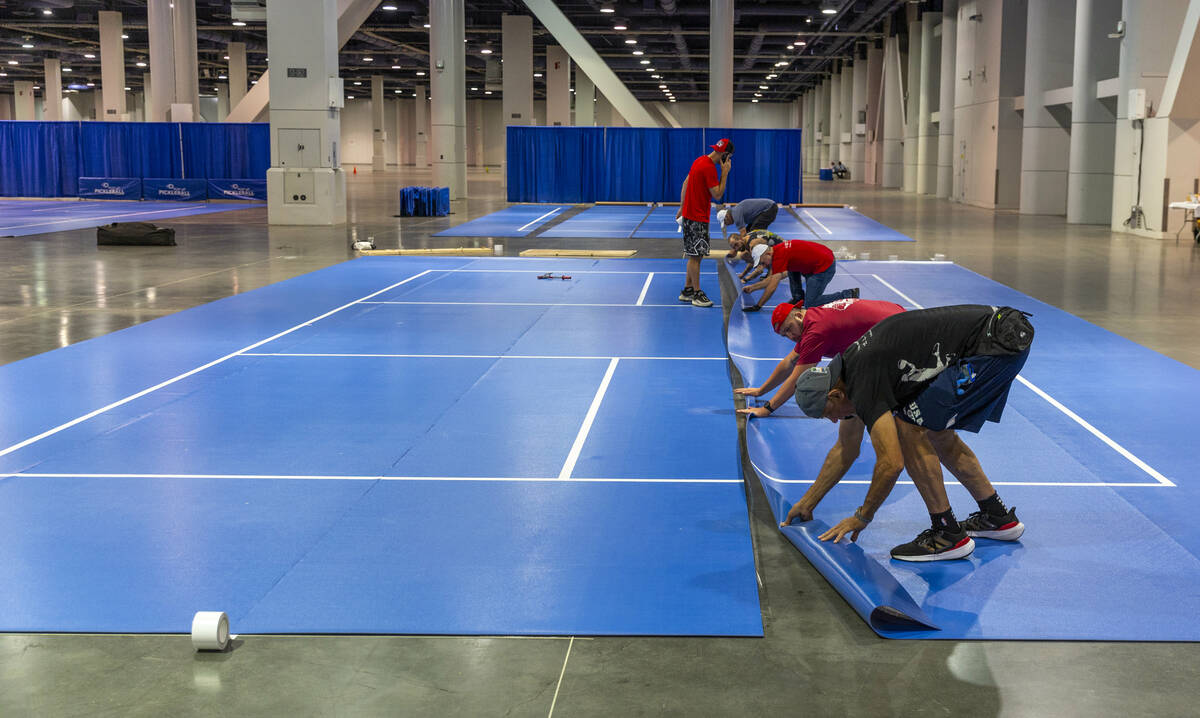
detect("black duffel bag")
[97,222,177,246]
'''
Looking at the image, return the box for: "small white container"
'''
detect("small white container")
[494,243,504,256]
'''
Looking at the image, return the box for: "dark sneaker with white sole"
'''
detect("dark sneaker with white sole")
[691,290,714,308]
[890,526,975,562]
[678,287,695,302]
[960,507,1025,541]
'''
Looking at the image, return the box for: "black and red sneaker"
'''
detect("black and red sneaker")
[890,526,975,562]
[960,507,1025,541]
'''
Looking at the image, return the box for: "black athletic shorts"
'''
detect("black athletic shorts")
[681,217,710,256]
[747,203,778,231]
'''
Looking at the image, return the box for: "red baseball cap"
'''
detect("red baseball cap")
[710,138,734,153]
[771,302,795,333]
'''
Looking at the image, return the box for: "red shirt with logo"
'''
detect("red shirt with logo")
[794,298,907,364]
[770,240,835,276]
[682,155,720,223]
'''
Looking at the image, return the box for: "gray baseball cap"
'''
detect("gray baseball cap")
[793,356,843,418]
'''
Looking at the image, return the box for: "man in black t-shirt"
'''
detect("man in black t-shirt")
[784,305,1034,562]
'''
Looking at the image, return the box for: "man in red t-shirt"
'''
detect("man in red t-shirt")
[674,138,733,308]
[735,298,905,419]
[742,239,858,310]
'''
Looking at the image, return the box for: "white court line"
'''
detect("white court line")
[3,472,741,483]
[435,269,718,276]
[559,358,619,480]
[0,205,226,232]
[635,272,654,306]
[867,272,1175,487]
[516,207,563,232]
[0,270,435,461]
[803,209,833,235]
[748,457,1168,488]
[242,352,726,360]
[359,301,685,307]
[730,350,792,362]
[547,637,574,718]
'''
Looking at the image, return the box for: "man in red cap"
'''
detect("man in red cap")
[742,239,858,311]
[675,138,733,308]
[736,298,904,419]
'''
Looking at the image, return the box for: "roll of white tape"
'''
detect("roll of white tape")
[192,611,230,652]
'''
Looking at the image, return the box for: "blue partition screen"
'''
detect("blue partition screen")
[506,126,802,204]
[0,121,269,198]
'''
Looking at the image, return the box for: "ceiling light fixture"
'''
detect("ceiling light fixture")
[353,81,362,85]
[84,53,96,59]
[135,61,147,67]
[382,4,398,9]
[625,39,636,45]
[786,45,794,50]
[21,43,34,49]
[415,70,425,76]
[394,89,402,93]
[651,74,661,79]
[639,59,650,64]
[797,41,807,46]
[485,90,492,94]
[63,68,72,72]
[363,57,373,62]
[471,87,478,90]
[759,85,769,89]
[614,23,627,30]
[658,84,667,89]
[121,34,129,39]
[754,93,762,97]
[632,50,643,56]
[480,48,493,54]
[7,60,18,65]
[87,82,94,86]
[423,23,430,28]
[346,95,354,100]
[599,3,615,13]
[533,72,542,77]
[232,20,246,26]
[392,64,402,69]
[43,9,52,15]
[752,98,759,103]
[821,2,838,15]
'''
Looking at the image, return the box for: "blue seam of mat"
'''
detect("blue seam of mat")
[626,206,655,238]
[785,206,821,240]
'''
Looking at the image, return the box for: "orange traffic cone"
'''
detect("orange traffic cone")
[352,166,357,175]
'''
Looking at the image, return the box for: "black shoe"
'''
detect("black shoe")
[849,287,860,299]
[678,287,695,302]
[961,507,1025,541]
[890,526,975,562]
[691,290,713,308]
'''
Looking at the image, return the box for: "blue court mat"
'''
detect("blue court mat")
[727,260,1200,640]
[538,204,653,238]
[432,204,566,237]
[0,256,760,637]
[432,204,568,237]
[0,199,263,237]
[791,207,914,242]
[631,207,723,239]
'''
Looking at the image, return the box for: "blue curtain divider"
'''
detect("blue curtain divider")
[505,126,802,204]
[0,121,269,198]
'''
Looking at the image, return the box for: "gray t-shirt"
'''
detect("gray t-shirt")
[731,198,775,230]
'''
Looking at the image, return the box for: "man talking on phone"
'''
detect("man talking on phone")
[675,138,732,308]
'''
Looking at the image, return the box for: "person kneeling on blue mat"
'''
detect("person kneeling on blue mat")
[782,304,1034,562]
[742,239,859,311]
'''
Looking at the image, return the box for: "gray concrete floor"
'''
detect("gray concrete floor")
[1,169,1198,717]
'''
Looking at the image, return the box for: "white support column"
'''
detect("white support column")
[936,0,957,198]
[228,41,248,108]
[172,0,199,120]
[452,0,467,195]
[1021,0,1076,215]
[43,58,62,121]
[216,83,229,121]
[98,11,127,120]
[546,45,571,126]
[265,0,345,225]
[709,0,734,126]
[1068,0,1121,223]
[147,0,175,122]
[865,42,884,185]
[851,48,868,182]
[371,75,386,172]
[471,98,484,166]
[502,15,534,125]
[13,81,35,121]
[142,71,153,119]
[839,61,853,165]
[575,66,595,126]
[882,35,904,188]
[414,84,428,167]
[916,11,940,194]
[828,66,842,164]
[902,13,922,193]
[803,90,816,173]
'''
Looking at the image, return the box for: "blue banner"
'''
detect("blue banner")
[207,178,267,201]
[78,177,142,200]
[143,178,207,201]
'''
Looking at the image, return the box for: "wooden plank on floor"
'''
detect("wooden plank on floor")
[358,247,494,256]
[519,249,637,257]
[789,203,849,208]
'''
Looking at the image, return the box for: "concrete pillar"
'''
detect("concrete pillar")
[265,0,345,225]
[98,10,127,120]
[936,0,957,198]
[839,62,853,165]
[1068,0,1121,223]
[172,0,199,119]
[864,42,884,185]
[882,35,904,188]
[216,83,229,121]
[452,0,467,195]
[903,13,922,192]
[916,12,941,194]
[1021,0,1076,215]
[43,58,62,121]
[546,45,570,126]
[710,0,733,126]
[471,98,484,166]
[828,67,842,164]
[502,14,533,184]
[414,84,428,167]
[575,66,595,126]
[228,41,247,108]
[147,0,174,122]
[13,81,35,121]
[142,71,152,120]
[371,75,386,172]
[851,47,868,181]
